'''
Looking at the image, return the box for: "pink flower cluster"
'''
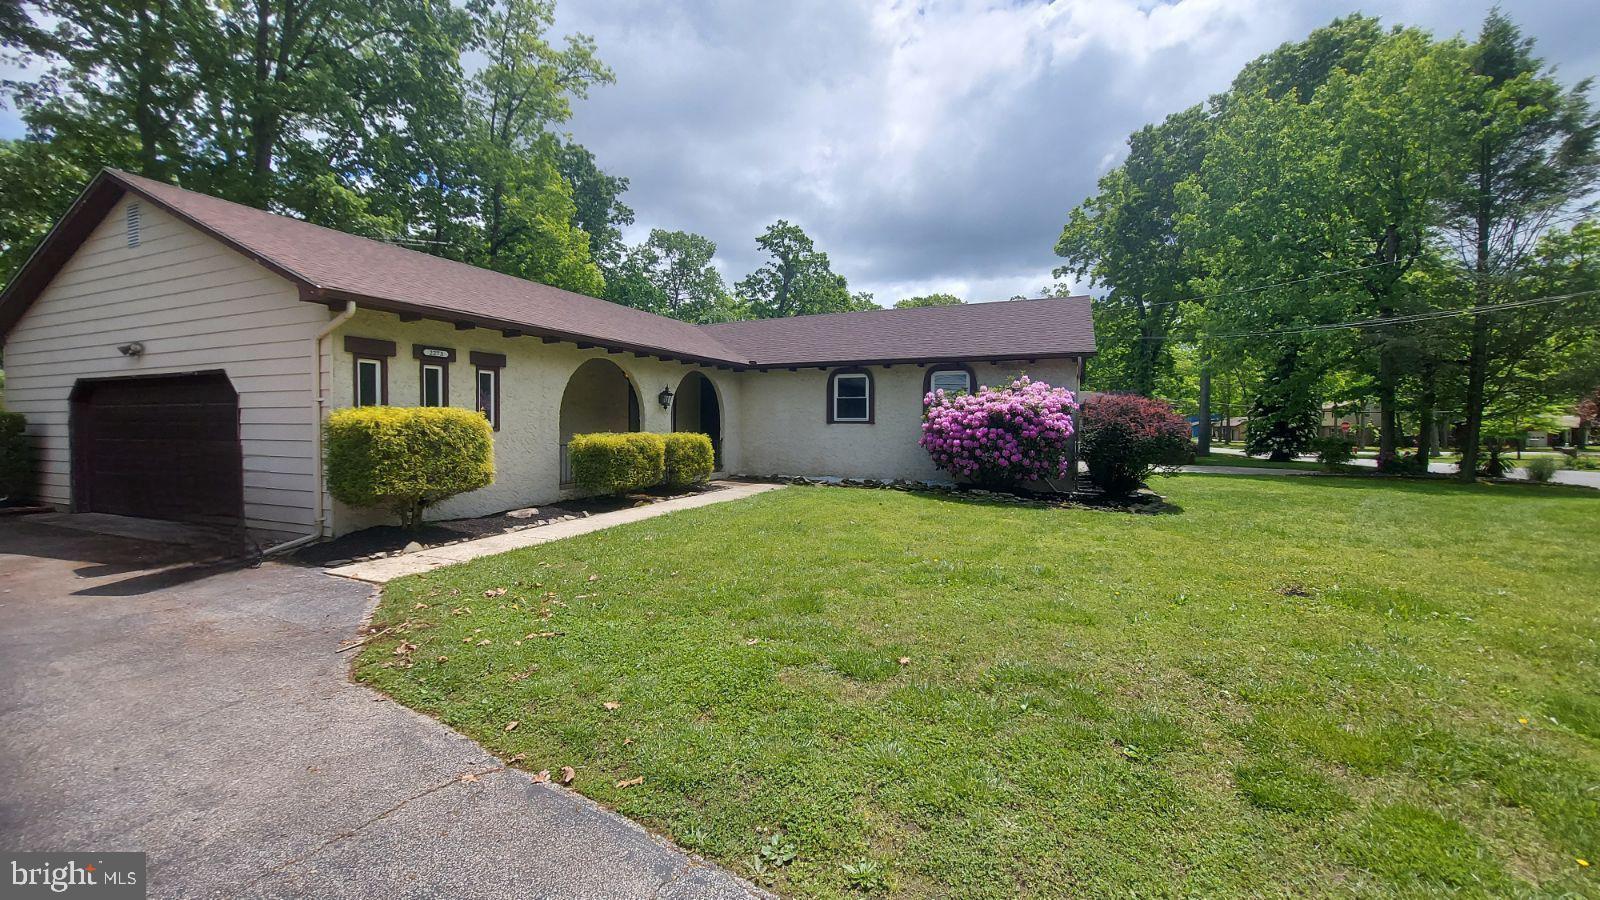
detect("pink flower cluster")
[920,376,1079,486]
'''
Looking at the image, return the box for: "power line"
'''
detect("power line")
[1104,259,1405,311]
[1136,288,1600,342]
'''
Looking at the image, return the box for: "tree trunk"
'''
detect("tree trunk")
[1416,373,1436,465]
[1375,224,1399,462]
[1196,354,1211,456]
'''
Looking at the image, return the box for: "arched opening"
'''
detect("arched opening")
[672,370,722,469]
[559,358,642,484]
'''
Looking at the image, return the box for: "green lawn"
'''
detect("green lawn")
[1189,453,1329,471]
[357,477,1600,897]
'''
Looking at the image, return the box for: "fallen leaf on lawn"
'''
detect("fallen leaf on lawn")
[393,641,418,656]
[615,776,644,788]
[603,701,621,711]
[745,638,760,646]
[898,656,911,666]
[623,737,634,746]
[462,636,475,644]
[477,639,492,646]
[560,766,576,785]
[504,721,519,732]
[484,587,507,597]
[436,655,449,663]
[588,574,601,582]
[507,753,526,764]
[531,770,551,784]
[525,631,562,639]
[460,772,479,783]
[413,602,428,610]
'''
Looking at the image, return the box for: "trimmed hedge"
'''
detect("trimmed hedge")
[0,411,34,500]
[326,406,494,528]
[570,432,665,495]
[663,432,715,487]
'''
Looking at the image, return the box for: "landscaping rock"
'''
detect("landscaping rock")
[323,559,351,568]
[506,507,541,519]
[402,541,423,554]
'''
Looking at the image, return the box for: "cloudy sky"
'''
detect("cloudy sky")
[3,1,1595,306]
[546,0,1599,305]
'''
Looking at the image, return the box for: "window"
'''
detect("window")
[355,358,383,407]
[421,364,445,406]
[345,336,395,406]
[828,368,873,423]
[470,350,506,431]
[929,369,971,395]
[476,368,498,428]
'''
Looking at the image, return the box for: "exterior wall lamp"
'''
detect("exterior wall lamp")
[658,386,674,409]
[117,341,144,357]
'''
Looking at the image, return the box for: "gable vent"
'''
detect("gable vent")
[126,202,142,248]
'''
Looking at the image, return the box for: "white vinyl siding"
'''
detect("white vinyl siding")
[0,198,325,539]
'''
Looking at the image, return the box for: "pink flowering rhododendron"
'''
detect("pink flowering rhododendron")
[920,376,1079,487]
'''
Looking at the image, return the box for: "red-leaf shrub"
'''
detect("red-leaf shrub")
[920,376,1079,489]
[1079,394,1192,497]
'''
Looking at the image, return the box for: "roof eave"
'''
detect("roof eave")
[314,287,752,370]
[745,350,1094,370]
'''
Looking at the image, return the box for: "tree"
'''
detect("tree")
[1181,26,1477,464]
[737,220,874,318]
[894,293,963,309]
[461,0,610,294]
[1056,104,1209,396]
[1447,10,1600,481]
[605,229,744,322]
[0,139,90,285]
[1246,343,1321,460]
[557,141,633,273]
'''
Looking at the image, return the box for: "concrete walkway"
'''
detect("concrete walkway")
[328,481,785,583]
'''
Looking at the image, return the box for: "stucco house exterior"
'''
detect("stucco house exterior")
[0,169,1095,545]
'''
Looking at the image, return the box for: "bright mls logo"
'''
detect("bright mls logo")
[7,853,146,898]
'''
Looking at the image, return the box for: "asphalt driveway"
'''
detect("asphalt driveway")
[0,517,757,899]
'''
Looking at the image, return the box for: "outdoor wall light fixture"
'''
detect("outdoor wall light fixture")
[658,386,674,409]
[117,341,144,357]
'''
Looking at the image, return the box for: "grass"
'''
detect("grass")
[1188,453,1329,471]
[356,477,1600,897]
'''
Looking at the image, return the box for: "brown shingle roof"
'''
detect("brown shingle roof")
[103,170,746,365]
[0,170,1096,367]
[701,297,1095,366]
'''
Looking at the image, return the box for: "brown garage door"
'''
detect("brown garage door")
[70,372,244,526]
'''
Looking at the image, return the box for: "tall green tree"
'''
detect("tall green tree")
[1448,10,1600,480]
[0,139,89,283]
[894,293,963,309]
[1181,27,1477,461]
[737,220,873,318]
[557,141,633,273]
[462,0,609,294]
[605,229,743,322]
[1055,104,1209,395]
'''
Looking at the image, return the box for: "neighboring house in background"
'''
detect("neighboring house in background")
[0,170,1095,543]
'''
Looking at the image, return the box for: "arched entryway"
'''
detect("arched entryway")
[559,358,641,484]
[671,370,722,469]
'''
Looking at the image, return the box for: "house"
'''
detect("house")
[0,170,1095,545]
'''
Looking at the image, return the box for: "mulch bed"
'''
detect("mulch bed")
[291,483,730,567]
[738,475,1176,514]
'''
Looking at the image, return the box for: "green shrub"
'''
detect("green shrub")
[1311,433,1357,470]
[0,411,34,500]
[569,432,665,495]
[1524,456,1560,483]
[326,406,494,528]
[663,432,714,488]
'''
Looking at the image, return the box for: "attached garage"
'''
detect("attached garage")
[69,371,244,528]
